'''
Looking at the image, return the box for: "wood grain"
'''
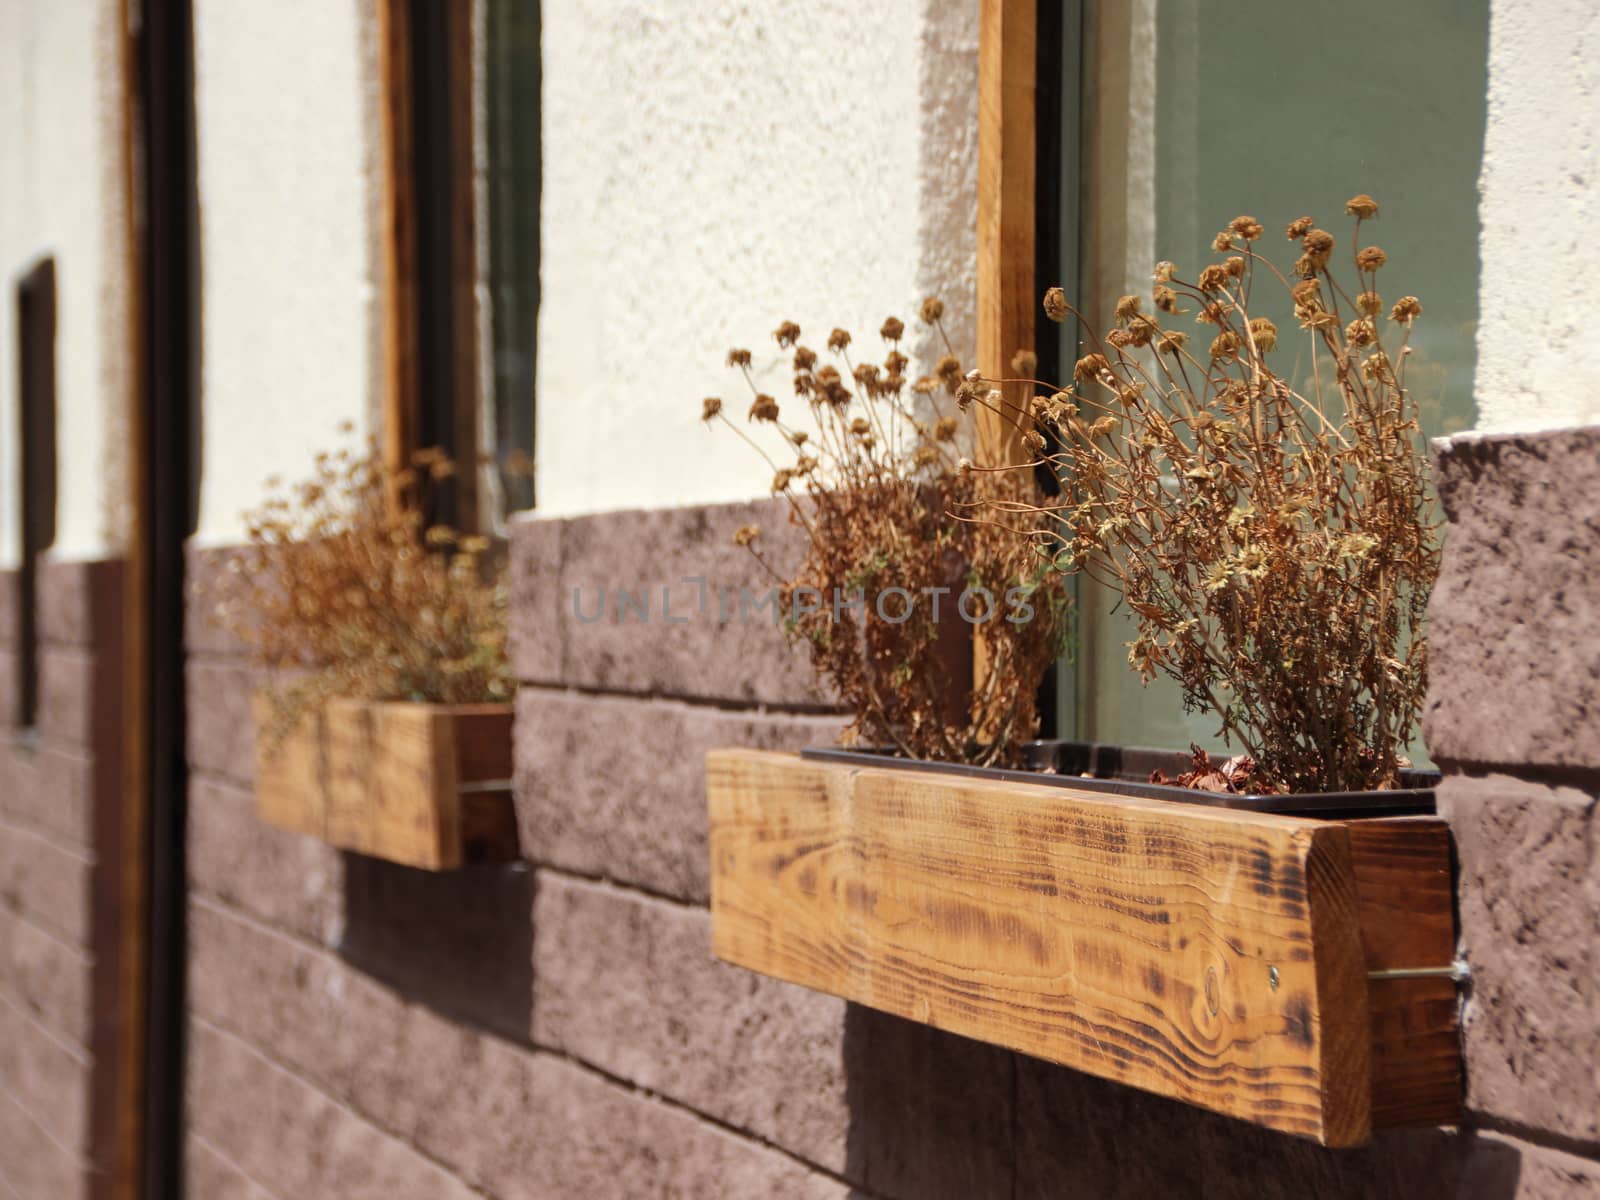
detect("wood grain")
[1346,817,1461,1127]
[976,0,1037,467]
[254,697,515,871]
[252,694,328,841]
[709,749,1373,1145]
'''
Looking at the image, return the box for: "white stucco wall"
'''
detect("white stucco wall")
[534,0,980,517]
[1475,0,1600,433]
[0,0,131,568]
[191,0,378,546]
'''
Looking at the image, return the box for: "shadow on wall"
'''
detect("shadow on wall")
[338,855,534,1041]
[840,1004,1521,1200]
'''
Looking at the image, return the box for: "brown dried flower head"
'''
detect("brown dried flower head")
[1303,229,1335,267]
[732,524,761,547]
[1043,287,1069,322]
[1357,291,1383,317]
[1286,216,1314,240]
[1356,246,1388,272]
[1345,193,1380,220]
[1012,349,1038,377]
[920,297,945,324]
[1229,215,1264,241]
[880,316,905,342]
[749,393,780,422]
[828,328,852,352]
[1389,295,1423,323]
[701,396,723,421]
[773,321,801,347]
[727,348,752,368]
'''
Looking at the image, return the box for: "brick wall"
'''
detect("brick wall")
[181,457,1600,1199]
[0,560,128,1200]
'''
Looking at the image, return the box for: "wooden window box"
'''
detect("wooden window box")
[254,696,517,871]
[707,748,1460,1147]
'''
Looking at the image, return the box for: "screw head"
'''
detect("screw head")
[1268,965,1280,991]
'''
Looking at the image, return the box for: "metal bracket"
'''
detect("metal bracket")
[1367,959,1471,984]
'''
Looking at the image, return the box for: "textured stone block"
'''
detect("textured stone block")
[1015,1054,1476,1199]
[515,689,843,902]
[0,1090,89,1200]
[0,908,91,1052]
[339,854,534,1041]
[35,559,123,651]
[0,819,93,947]
[36,649,106,753]
[512,1052,851,1200]
[512,499,831,706]
[1428,427,1600,770]
[0,993,89,1155]
[186,1134,275,1200]
[185,544,252,658]
[533,872,852,1171]
[0,746,96,847]
[1442,771,1599,1139]
[185,658,263,786]
[1454,1131,1600,1199]
[509,513,565,684]
[839,1006,1016,1200]
[186,1018,481,1200]
[187,775,346,946]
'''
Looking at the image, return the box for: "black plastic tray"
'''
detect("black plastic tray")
[799,740,1437,818]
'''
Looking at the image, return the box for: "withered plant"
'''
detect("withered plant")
[701,301,1071,766]
[985,196,1438,793]
[210,437,513,747]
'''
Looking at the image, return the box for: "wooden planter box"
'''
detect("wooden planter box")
[707,748,1460,1147]
[255,696,517,871]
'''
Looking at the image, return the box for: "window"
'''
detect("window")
[1046,0,1489,751]
[14,258,56,732]
[378,0,538,533]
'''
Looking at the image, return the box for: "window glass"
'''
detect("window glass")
[1069,0,1488,752]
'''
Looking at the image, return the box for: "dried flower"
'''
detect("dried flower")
[727,348,752,368]
[208,443,512,750]
[771,468,795,492]
[1074,353,1110,383]
[1157,330,1188,355]
[1212,232,1234,252]
[1356,245,1388,272]
[701,396,723,421]
[1197,265,1229,293]
[828,328,852,352]
[1345,193,1380,220]
[936,354,962,383]
[1153,261,1177,282]
[920,297,945,323]
[733,524,761,547]
[793,345,818,371]
[1389,295,1423,323]
[1012,349,1038,377]
[880,316,905,341]
[982,199,1440,792]
[1229,215,1264,241]
[749,393,780,422]
[1286,216,1314,240]
[773,321,801,347]
[1304,229,1335,267]
[1153,285,1182,314]
[1115,294,1142,321]
[933,415,959,442]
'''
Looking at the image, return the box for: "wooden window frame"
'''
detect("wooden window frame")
[378,0,482,533]
[14,257,57,734]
